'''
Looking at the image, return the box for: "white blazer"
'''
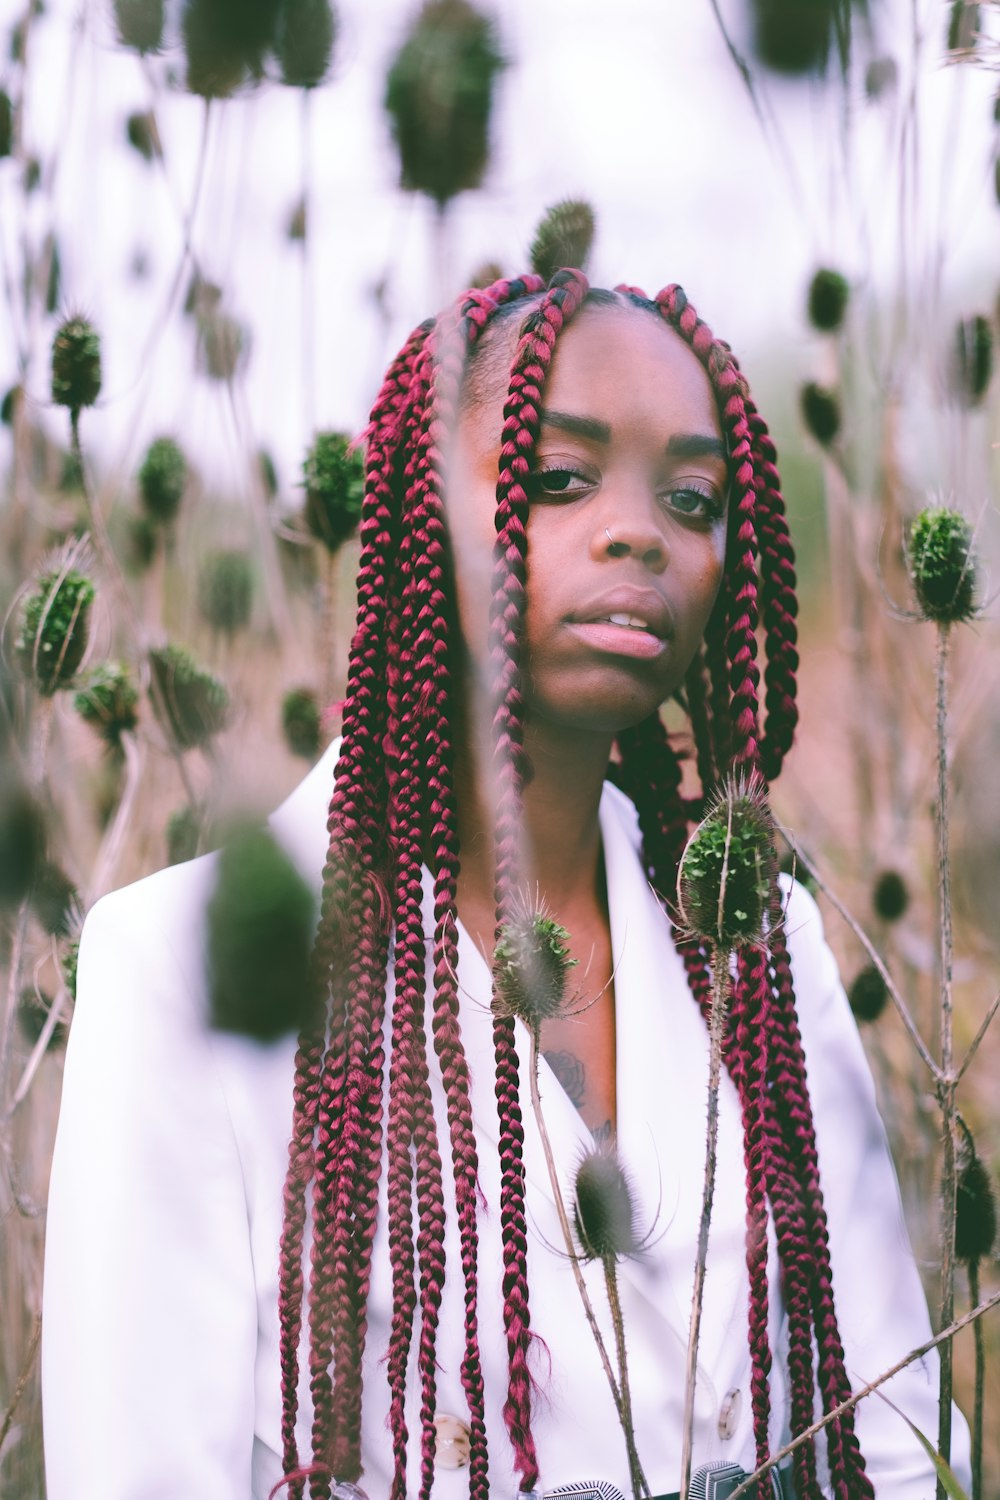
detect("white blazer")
[42,742,970,1498]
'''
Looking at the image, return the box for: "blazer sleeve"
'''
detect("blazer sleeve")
[42,876,258,1499]
[783,879,972,1499]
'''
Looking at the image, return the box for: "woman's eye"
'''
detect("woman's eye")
[665,486,724,521]
[529,467,591,499]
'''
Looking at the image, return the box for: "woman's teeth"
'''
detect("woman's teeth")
[605,613,650,632]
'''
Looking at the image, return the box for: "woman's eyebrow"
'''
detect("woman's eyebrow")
[666,433,728,461]
[539,409,612,443]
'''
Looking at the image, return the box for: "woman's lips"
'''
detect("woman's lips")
[565,619,668,660]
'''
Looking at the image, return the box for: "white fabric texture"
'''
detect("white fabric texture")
[42,741,971,1498]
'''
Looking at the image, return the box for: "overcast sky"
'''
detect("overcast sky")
[1,0,998,500]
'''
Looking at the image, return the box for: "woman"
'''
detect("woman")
[42,270,970,1499]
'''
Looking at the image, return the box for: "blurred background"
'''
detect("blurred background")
[1,0,999,1494]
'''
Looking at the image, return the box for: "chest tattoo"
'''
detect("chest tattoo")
[542,1048,586,1109]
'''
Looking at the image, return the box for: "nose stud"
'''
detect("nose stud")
[605,526,628,558]
[605,527,615,546]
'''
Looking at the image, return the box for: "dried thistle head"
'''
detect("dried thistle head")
[114,0,164,53]
[148,644,230,750]
[275,0,337,89]
[74,662,139,749]
[848,964,888,1024]
[15,544,96,696]
[492,896,577,1031]
[529,199,596,283]
[51,316,102,415]
[677,774,775,950]
[573,1144,641,1263]
[282,687,321,759]
[138,436,187,526]
[302,430,365,554]
[197,550,254,636]
[872,869,908,923]
[800,381,841,446]
[908,505,977,625]
[955,1127,997,1264]
[807,267,849,332]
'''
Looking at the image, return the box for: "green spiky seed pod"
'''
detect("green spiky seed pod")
[114,0,164,52]
[751,0,835,75]
[18,988,68,1051]
[197,311,250,381]
[529,199,596,283]
[678,776,775,950]
[492,903,577,1030]
[955,1141,997,1263]
[573,1146,641,1262]
[952,314,992,406]
[1,384,22,426]
[126,110,160,162]
[384,0,505,209]
[206,824,318,1040]
[800,381,841,446]
[51,316,102,415]
[138,436,187,525]
[275,0,337,89]
[872,869,908,923]
[149,644,230,750]
[62,938,79,1001]
[74,662,140,748]
[197,550,254,635]
[281,687,321,759]
[848,964,888,1023]
[30,861,80,939]
[908,506,977,624]
[167,805,202,865]
[302,430,366,553]
[15,566,95,695]
[807,267,849,332]
[181,0,260,97]
[0,89,12,160]
[0,770,45,909]
[947,0,979,51]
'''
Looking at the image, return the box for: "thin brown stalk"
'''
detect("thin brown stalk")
[726,1288,1000,1500]
[89,730,144,903]
[679,947,729,1500]
[4,979,67,1119]
[935,624,957,1499]
[969,1259,983,1500]
[956,989,1000,1083]
[602,1258,649,1500]
[0,1312,41,1456]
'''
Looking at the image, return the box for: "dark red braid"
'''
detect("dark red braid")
[746,403,799,782]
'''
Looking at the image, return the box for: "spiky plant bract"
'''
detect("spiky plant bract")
[148,644,230,750]
[197,550,254,635]
[807,267,850,331]
[800,381,841,446]
[908,507,977,625]
[302,430,365,553]
[281,687,321,759]
[114,0,164,52]
[51,317,102,416]
[206,824,318,1041]
[74,662,140,749]
[529,199,596,283]
[384,0,505,208]
[15,566,95,695]
[275,0,337,88]
[138,437,187,526]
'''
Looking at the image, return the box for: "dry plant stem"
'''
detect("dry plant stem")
[602,1258,649,1499]
[321,550,338,711]
[956,988,1000,1083]
[89,730,144,903]
[935,624,957,1499]
[0,1311,41,1456]
[725,1287,1000,1500]
[775,820,937,1077]
[4,983,67,1119]
[679,948,729,1500]
[968,1259,983,1500]
[524,1034,627,1433]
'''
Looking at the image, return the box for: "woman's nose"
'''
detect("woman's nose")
[594,506,669,572]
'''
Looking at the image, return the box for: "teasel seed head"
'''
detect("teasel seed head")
[138,436,187,526]
[951,314,993,406]
[275,0,337,89]
[302,430,366,554]
[807,267,849,332]
[492,898,578,1031]
[206,823,319,1041]
[114,0,164,53]
[126,109,161,163]
[384,0,505,209]
[15,548,96,695]
[848,964,888,1023]
[800,381,841,446]
[573,1144,641,1263]
[197,309,250,381]
[74,661,140,748]
[955,1130,997,1264]
[872,869,909,923]
[529,199,596,284]
[677,773,775,950]
[148,643,231,750]
[197,550,254,636]
[282,687,322,759]
[908,506,977,625]
[51,316,102,415]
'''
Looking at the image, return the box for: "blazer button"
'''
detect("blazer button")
[434,1412,472,1469]
[718,1387,742,1441]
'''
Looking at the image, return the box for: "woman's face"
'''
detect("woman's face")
[445,302,730,736]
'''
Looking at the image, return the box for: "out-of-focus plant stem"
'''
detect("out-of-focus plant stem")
[969,1257,984,1500]
[679,947,728,1500]
[935,623,957,1500]
[89,730,144,902]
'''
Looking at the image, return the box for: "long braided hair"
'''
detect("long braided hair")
[273,269,874,1500]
